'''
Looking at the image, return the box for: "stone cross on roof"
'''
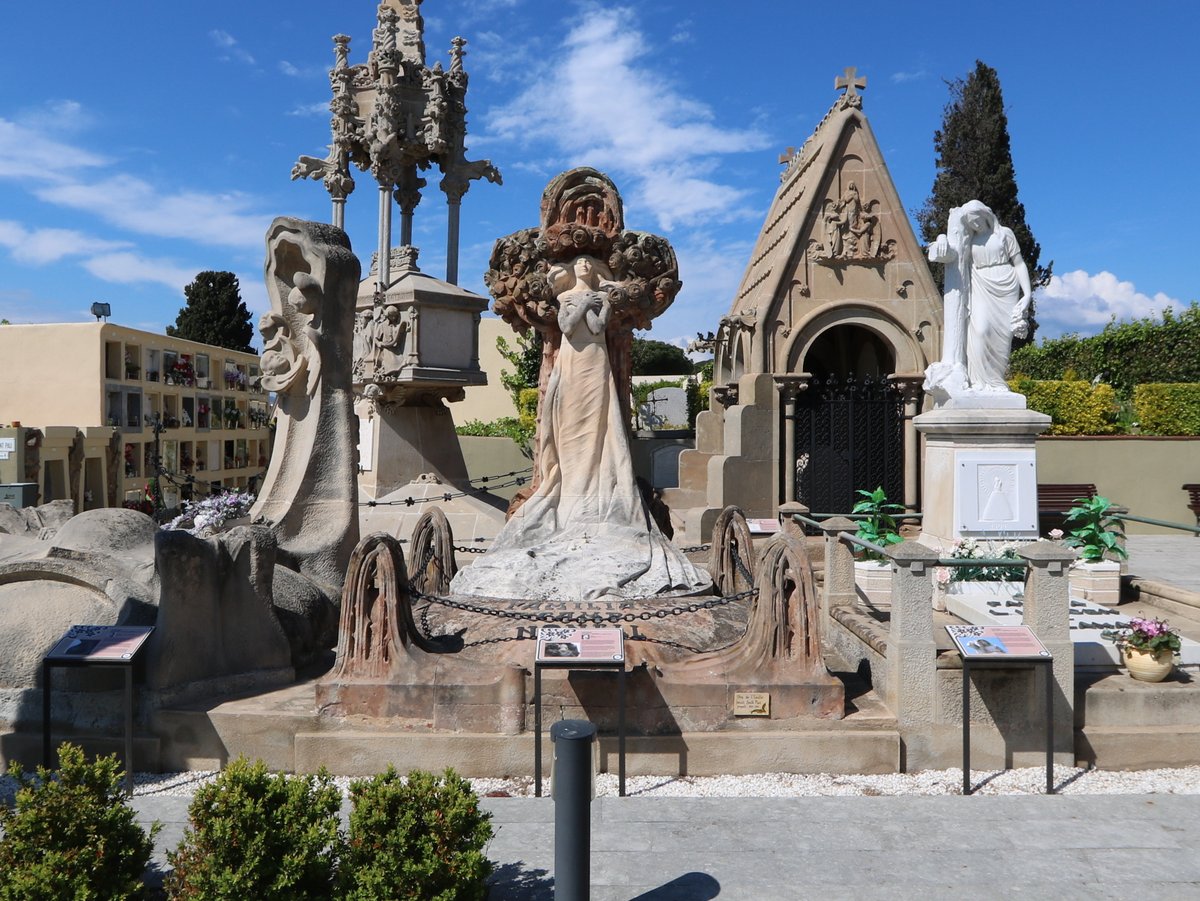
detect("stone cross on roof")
[835,66,867,97]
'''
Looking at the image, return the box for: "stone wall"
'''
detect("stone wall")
[1036,436,1200,533]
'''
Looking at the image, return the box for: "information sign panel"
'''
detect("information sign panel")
[746,518,780,535]
[535,627,624,664]
[46,625,155,662]
[946,624,1050,659]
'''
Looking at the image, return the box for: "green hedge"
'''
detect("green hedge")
[1133,383,1200,435]
[1008,302,1200,399]
[1008,378,1119,435]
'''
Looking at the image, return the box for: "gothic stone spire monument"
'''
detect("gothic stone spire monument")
[666,69,943,537]
[291,1,502,510]
[291,0,500,287]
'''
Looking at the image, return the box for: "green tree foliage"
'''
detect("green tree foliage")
[339,767,493,901]
[631,337,692,375]
[166,271,255,353]
[0,743,158,900]
[165,757,342,900]
[1009,303,1200,400]
[496,330,542,411]
[918,60,1051,346]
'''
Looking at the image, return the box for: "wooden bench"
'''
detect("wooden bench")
[1184,484,1200,529]
[1038,483,1097,533]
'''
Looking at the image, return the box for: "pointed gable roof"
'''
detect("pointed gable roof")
[728,71,939,327]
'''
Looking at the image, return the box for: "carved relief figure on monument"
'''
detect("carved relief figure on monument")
[810,180,894,264]
[373,304,409,377]
[924,199,1031,402]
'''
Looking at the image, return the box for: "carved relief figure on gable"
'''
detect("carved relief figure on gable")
[809,180,895,264]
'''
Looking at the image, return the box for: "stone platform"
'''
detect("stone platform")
[150,676,900,777]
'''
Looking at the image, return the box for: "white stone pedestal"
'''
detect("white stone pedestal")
[358,400,471,498]
[914,407,1051,548]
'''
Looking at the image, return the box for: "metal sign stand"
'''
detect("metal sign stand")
[961,655,1055,796]
[533,627,627,799]
[42,626,154,795]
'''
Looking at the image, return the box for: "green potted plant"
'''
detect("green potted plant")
[851,486,904,611]
[1063,494,1126,605]
[1102,617,1181,682]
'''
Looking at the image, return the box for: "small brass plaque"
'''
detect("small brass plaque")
[733,691,770,717]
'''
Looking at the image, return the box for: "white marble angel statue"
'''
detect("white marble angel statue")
[924,200,1032,402]
[450,254,711,602]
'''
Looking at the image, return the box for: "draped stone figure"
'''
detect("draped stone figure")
[923,200,1032,403]
[449,254,710,602]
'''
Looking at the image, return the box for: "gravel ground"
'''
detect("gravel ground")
[7,765,1200,806]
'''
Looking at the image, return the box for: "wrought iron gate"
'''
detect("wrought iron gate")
[786,373,904,516]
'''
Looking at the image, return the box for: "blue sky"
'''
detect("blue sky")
[1,0,1196,350]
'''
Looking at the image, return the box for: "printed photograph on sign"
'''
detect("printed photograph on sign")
[536,626,624,664]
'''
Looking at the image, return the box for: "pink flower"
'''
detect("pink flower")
[1049,528,1064,540]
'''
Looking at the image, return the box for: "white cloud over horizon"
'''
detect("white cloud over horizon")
[0,115,109,182]
[1035,269,1188,338]
[483,5,769,230]
[34,174,271,249]
[0,220,130,265]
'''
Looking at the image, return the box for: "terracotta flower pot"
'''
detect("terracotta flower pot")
[1123,647,1174,683]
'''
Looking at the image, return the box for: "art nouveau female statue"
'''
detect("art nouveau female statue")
[924,200,1032,400]
[450,255,710,602]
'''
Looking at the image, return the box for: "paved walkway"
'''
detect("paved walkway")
[1126,535,1200,594]
[133,793,1200,899]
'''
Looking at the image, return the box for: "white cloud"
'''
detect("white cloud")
[279,60,326,79]
[891,69,928,84]
[0,220,130,264]
[287,101,330,117]
[35,174,271,249]
[81,252,198,291]
[654,234,754,340]
[1035,269,1187,337]
[0,116,109,182]
[210,29,255,65]
[483,6,768,229]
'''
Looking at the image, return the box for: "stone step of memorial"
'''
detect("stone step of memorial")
[1076,671,1200,728]
[944,584,1200,667]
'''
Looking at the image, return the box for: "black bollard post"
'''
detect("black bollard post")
[551,719,596,901]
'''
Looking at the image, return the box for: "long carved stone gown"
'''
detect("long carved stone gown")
[451,290,711,602]
[966,226,1023,390]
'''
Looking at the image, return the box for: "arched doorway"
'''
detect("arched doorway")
[785,324,905,515]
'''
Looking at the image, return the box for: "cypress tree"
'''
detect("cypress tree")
[167,271,255,353]
[917,61,1051,347]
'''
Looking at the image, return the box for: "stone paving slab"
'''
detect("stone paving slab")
[1126,536,1200,594]
[130,793,1200,898]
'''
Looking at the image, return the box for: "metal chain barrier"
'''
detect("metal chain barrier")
[407,584,757,629]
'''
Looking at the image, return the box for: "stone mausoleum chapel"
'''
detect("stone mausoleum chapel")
[669,68,942,539]
[2,0,1199,798]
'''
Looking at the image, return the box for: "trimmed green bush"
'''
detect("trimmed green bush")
[1008,377,1119,435]
[1008,302,1200,399]
[165,757,341,900]
[1133,383,1200,436]
[0,742,158,901]
[339,767,493,901]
